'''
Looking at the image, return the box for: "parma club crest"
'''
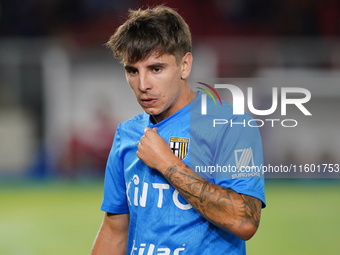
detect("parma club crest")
[169,137,189,160]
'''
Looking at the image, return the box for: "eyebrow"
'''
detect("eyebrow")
[124,65,138,72]
[147,63,168,69]
[124,62,168,71]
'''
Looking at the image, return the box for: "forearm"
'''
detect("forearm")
[161,160,261,240]
[91,213,129,255]
[91,229,127,255]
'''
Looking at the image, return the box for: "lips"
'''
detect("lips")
[140,98,157,106]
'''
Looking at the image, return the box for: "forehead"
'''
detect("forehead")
[124,52,177,67]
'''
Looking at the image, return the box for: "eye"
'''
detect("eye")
[152,67,162,73]
[127,69,138,76]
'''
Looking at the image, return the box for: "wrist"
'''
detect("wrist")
[157,155,183,175]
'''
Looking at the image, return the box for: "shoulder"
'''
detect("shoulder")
[206,97,254,122]
[191,92,247,120]
[118,112,149,132]
[110,112,148,152]
[191,95,255,130]
[190,95,262,151]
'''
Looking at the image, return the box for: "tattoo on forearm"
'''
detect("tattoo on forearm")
[164,164,261,230]
[240,195,261,228]
[164,165,178,178]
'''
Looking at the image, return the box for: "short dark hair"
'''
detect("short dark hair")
[106,5,192,64]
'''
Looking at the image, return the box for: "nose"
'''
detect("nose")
[138,71,152,92]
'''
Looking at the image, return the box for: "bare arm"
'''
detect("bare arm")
[91,213,129,255]
[137,127,262,240]
[163,162,261,240]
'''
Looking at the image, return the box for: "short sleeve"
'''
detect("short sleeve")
[213,114,266,208]
[101,125,130,214]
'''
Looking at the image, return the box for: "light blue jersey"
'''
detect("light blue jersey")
[101,92,266,255]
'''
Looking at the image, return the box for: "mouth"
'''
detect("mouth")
[140,98,158,106]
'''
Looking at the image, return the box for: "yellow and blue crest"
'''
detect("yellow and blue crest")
[169,137,189,160]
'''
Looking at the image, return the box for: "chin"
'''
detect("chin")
[144,109,160,116]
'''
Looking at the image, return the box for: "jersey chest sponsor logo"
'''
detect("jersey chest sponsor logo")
[131,240,186,255]
[169,137,189,160]
[126,174,192,210]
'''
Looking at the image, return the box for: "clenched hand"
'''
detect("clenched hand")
[136,127,181,173]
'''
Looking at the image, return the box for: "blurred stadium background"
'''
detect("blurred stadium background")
[0,0,339,254]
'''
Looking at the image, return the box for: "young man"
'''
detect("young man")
[92,6,265,255]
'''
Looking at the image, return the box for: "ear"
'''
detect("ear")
[180,52,193,80]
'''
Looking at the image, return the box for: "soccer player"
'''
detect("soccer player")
[91,5,265,255]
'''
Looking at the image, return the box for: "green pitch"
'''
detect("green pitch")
[247,180,340,254]
[0,180,104,255]
[0,179,339,255]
